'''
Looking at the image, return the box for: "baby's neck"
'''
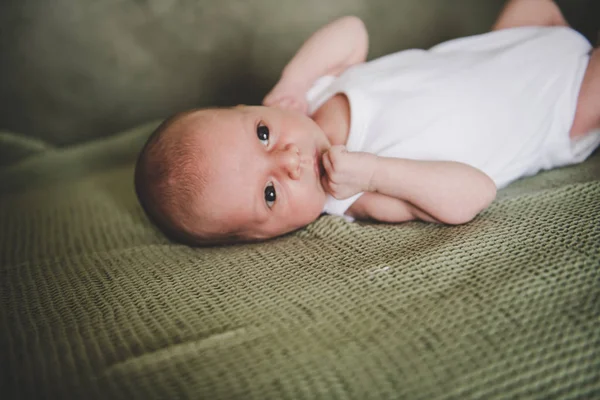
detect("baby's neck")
[311,93,351,146]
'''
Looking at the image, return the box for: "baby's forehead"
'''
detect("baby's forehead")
[187,108,254,173]
[186,108,243,129]
[177,109,243,149]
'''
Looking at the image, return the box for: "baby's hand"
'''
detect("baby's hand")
[263,82,309,115]
[321,145,378,199]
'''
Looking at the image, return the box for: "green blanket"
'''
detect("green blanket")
[1,126,599,399]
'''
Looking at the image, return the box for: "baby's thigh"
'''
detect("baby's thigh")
[570,47,600,138]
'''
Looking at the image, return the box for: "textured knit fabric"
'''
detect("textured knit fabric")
[306,26,597,216]
[1,124,599,400]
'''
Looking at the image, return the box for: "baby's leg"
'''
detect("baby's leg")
[570,47,600,138]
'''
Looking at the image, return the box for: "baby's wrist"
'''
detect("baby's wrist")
[363,154,379,192]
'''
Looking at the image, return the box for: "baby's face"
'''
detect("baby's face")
[188,106,331,240]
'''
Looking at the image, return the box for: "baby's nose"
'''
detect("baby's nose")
[277,143,301,179]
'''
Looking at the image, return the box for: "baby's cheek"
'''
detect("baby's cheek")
[308,187,328,214]
[292,184,325,214]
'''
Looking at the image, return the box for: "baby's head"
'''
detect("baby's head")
[135,105,331,245]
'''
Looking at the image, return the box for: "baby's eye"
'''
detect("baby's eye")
[264,182,276,208]
[257,123,270,146]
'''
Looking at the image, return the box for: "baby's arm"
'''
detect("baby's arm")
[491,0,568,31]
[263,16,368,114]
[322,146,497,225]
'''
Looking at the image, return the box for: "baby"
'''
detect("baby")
[135,0,600,245]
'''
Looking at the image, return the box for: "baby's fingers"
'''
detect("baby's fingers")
[264,95,308,115]
[322,151,335,177]
[328,145,347,155]
[276,97,294,109]
[262,91,276,106]
[327,145,348,166]
[290,99,309,115]
[320,174,332,194]
[263,94,284,108]
[280,97,308,114]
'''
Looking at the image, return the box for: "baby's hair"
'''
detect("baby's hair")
[134,110,200,244]
[135,108,244,246]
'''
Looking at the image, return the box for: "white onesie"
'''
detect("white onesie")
[305,26,600,217]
